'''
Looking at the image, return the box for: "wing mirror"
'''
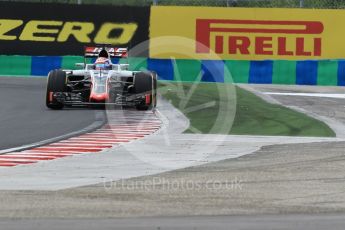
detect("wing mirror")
[75,63,85,68]
[120,64,129,70]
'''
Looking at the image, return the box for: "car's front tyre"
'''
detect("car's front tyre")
[46,70,67,110]
[134,72,156,111]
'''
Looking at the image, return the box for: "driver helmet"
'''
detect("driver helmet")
[95,57,111,70]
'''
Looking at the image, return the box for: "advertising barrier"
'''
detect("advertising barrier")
[1,56,343,86]
[1,3,345,86]
[0,2,150,56]
[147,6,345,85]
[150,6,345,61]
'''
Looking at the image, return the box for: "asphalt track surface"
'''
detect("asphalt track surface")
[0,77,102,151]
[2,80,345,229]
[1,214,345,230]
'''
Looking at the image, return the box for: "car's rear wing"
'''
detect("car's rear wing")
[84,46,128,58]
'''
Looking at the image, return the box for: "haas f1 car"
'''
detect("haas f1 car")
[46,46,157,110]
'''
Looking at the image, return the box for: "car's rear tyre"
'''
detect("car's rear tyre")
[134,72,155,111]
[46,70,67,110]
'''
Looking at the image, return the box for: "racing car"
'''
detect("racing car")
[46,45,157,110]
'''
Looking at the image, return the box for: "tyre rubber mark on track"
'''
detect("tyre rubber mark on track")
[0,110,161,167]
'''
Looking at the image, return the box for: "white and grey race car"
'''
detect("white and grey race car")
[46,45,157,110]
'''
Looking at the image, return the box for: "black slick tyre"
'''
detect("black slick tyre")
[46,70,67,110]
[134,72,154,111]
